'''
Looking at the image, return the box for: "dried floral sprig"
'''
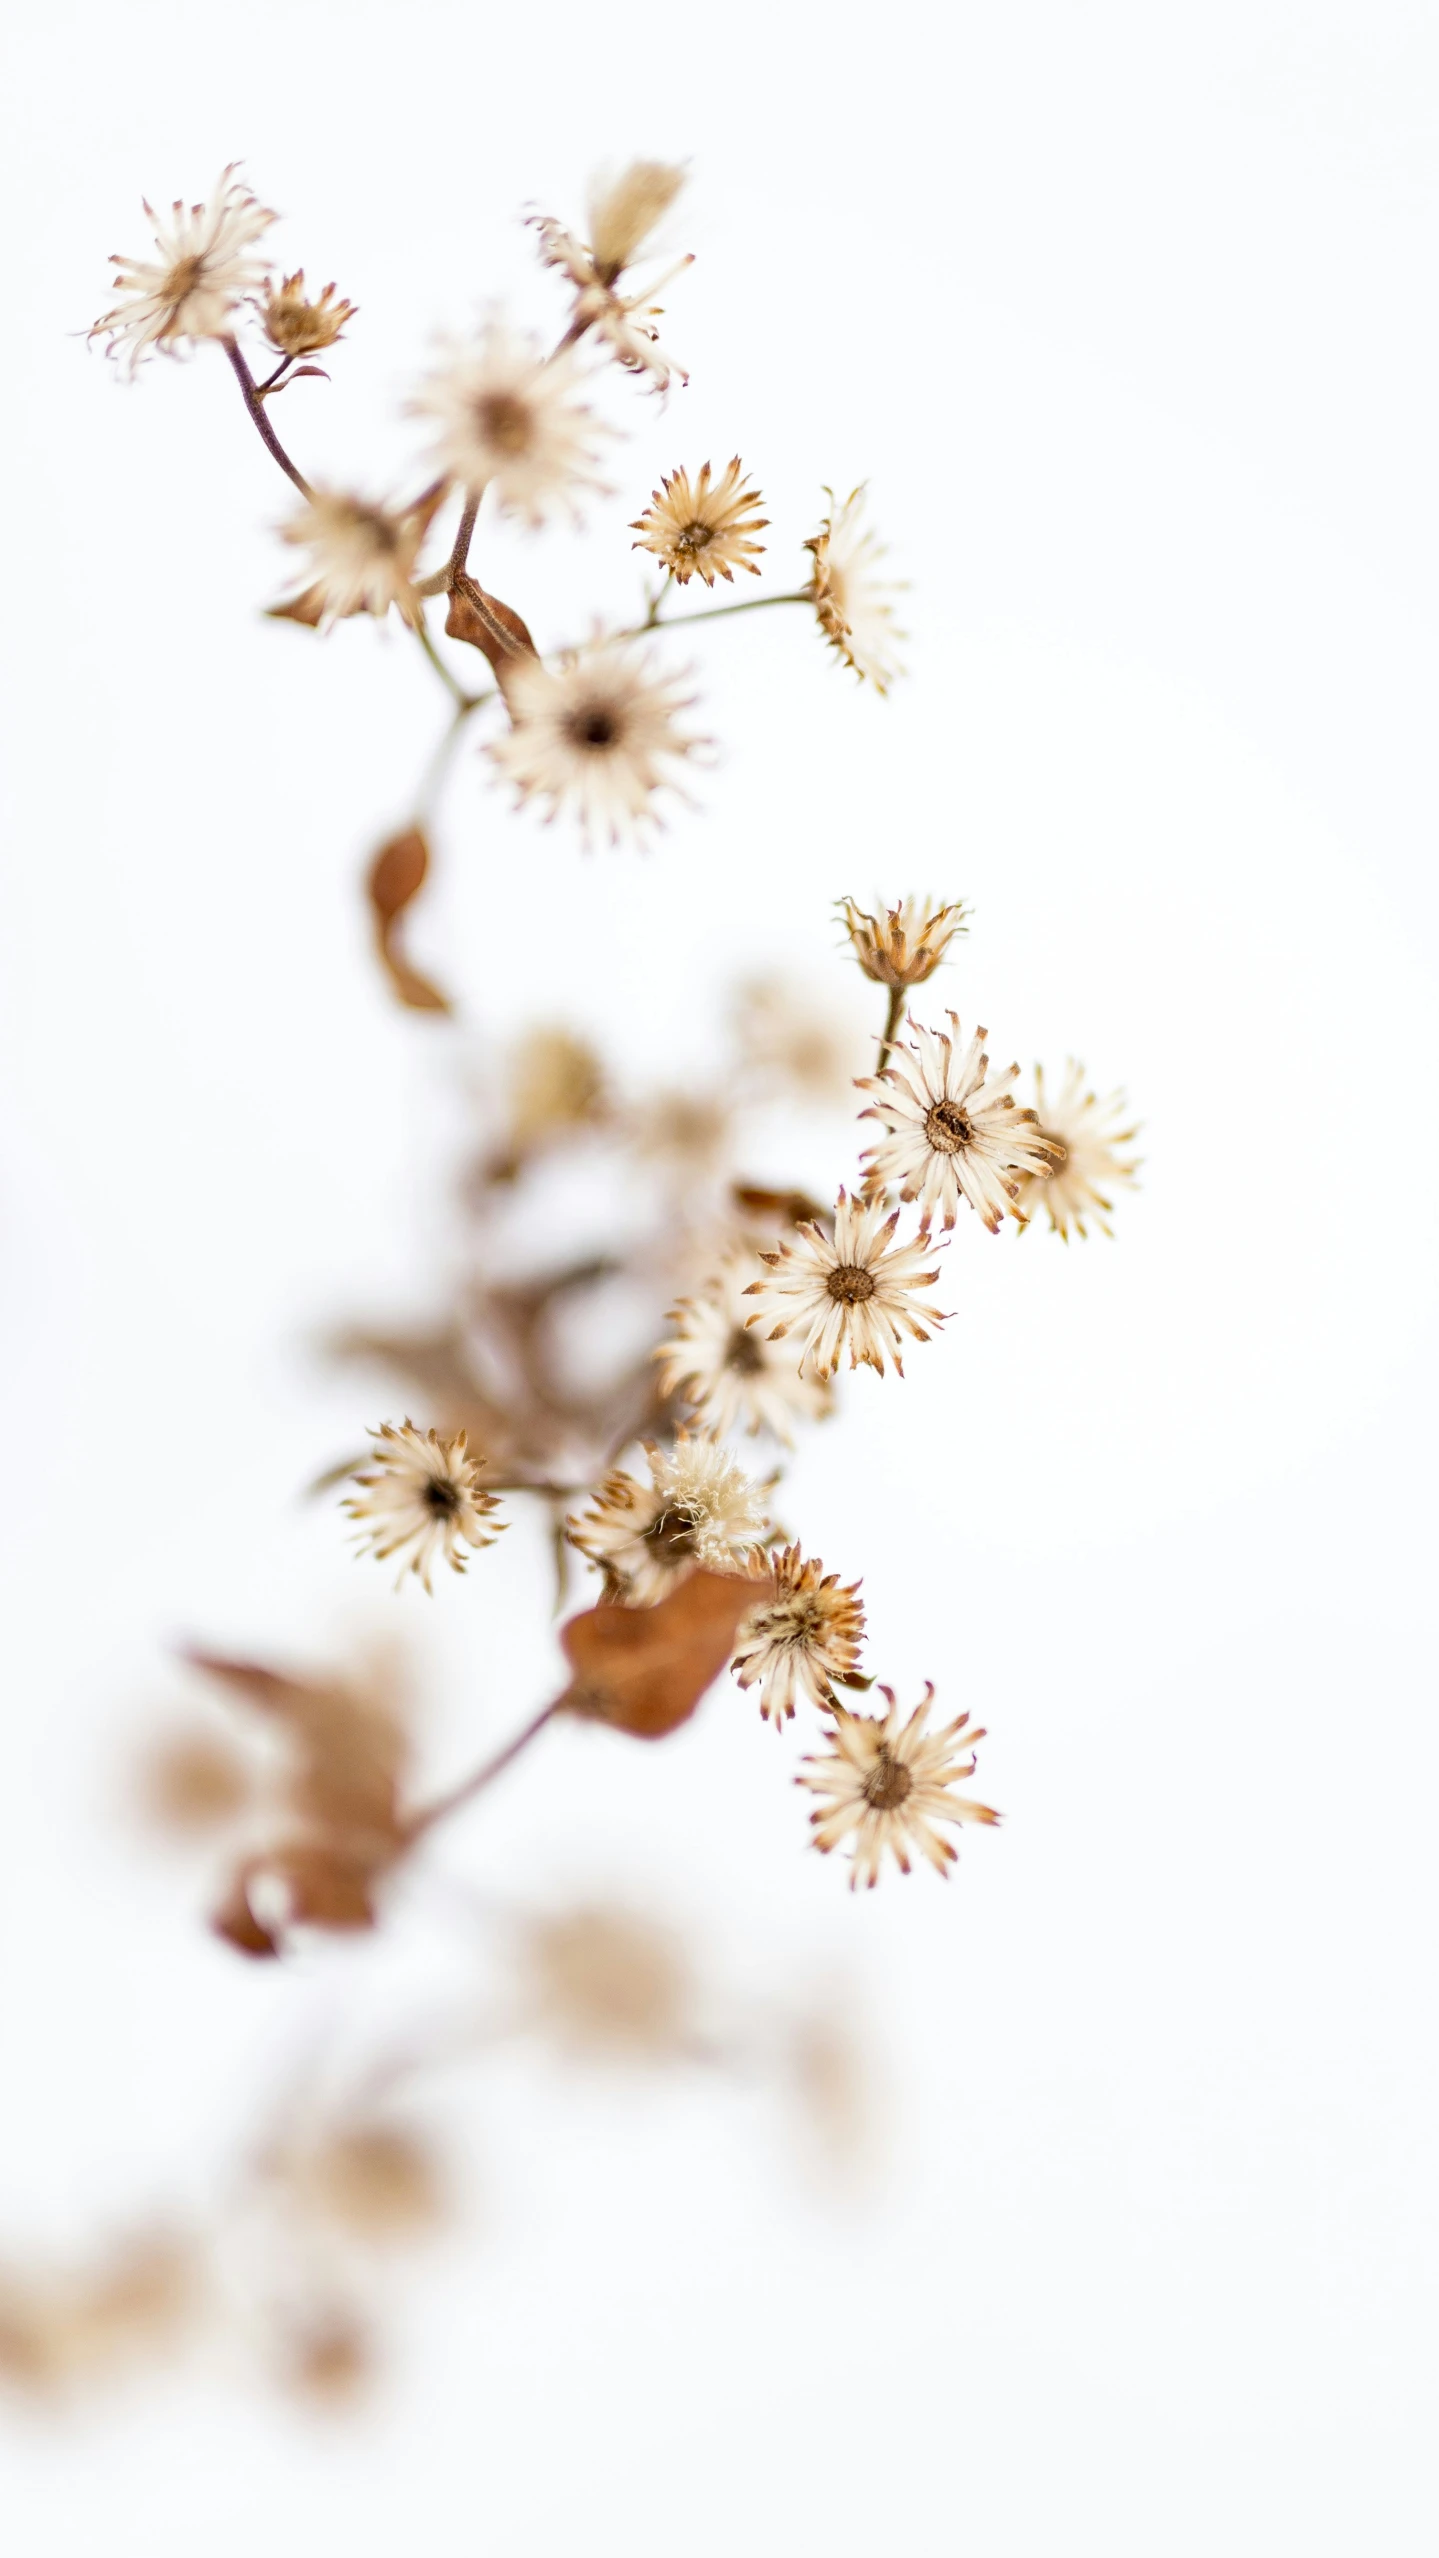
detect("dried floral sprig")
[805,486,906,692]
[798,1687,999,1888]
[840,896,970,990]
[657,1251,833,1443]
[1021,1062,1142,1239]
[254,271,356,359]
[278,485,444,631]
[530,159,692,391]
[412,323,614,526]
[90,166,276,372]
[344,1421,505,1590]
[568,1431,769,1604]
[859,1013,1060,1232]
[732,1546,867,1726]
[744,1189,947,1379]
[488,636,708,842]
[632,459,767,586]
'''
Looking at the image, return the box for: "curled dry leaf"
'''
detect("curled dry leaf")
[444,576,538,684]
[557,1566,757,1739]
[731,1181,831,1229]
[366,827,451,1015]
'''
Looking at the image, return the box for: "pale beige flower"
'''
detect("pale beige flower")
[859,1013,1060,1233]
[586,163,688,280]
[743,1189,946,1380]
[839,896,969,990]
[521,1906,690,2057]
[631,1088,731,1176]
[254,270,356,358]
[278,485,441,631]
[657,1252,833,1443]
[568,1430,768,1604]
[732,1546,866,1727]
[91,166,277,372]
[732,976,866,1103]
[798,1686,999,1889]
[344,1420,504,1591]
[411,323,612,525]
[530,162,691,392]
[487,637,707,843]
[1020,1062,1142,1239]
[508,1027,610,1149]
[805,487,905,692]
[632,459,767,586]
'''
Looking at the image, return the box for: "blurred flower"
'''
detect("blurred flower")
[530,161,691,391]
[657,1252,832,1442]
[488,638,707,843]
[839,895,969,990]
[1020,1061,1141,1239]
[631,1086,731,1175]
[284,2124,444,2243]
[804,486,904,692]
[732,1545,866,1727]
[344,1421,504,1591]
[412,323,612,524]
[91,166,276,372]
[277,485,442,631]
[632,458,766,585]
[521,1906,691,2056]
[136,1728,255,1835]
[744,1189,946,1379]
[798,1686,999,1889]
[508,1026,610,1150]
[859,1013,1059,1233]
[254,270,355,358]
[569,1430,768,1604]
[281,2311,376,2406]
[585,162,688,281]
[731,974,864,1102]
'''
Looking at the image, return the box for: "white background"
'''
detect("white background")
[2,2,1438,2550]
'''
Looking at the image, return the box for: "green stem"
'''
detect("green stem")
[618,588,811,641]
[412,614,471,708]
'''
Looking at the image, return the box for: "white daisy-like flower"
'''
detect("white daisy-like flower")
[656,1252,833,1443]
[859,1013,1060,1234]
[1020,1062,1142,1240]
[411,323,613,526]
[631,459,767,586]
[91,167,277,374]
[344,1421,504,1592]
[797,1686,999,1889]
[804,486,905,692]
[731,1545,866,1728]
[487,636,707,844]
[568,1430,769,1606]
[278,485,441,630]
[529,162,691,393]
[838,896,969,990]
[743,1189,946,1381]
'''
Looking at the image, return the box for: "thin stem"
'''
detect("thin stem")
[448,492,481,585]
[412,614,470,708]
[414,693,491,818]
[877,984,906,1071]
[614,588,811,641]
[220,336,312,498]
[255,352,297,396]
[404,1700,560,1842]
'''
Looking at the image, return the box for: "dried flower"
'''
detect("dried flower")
[631,1087,731,1175]
[859,1013,1060,1233]
[508,1026,610,1150]
[488,637,707,844]
[521,1907,690,2056]
[744,1189,946,1380]
[530,162,691,391]
[798,1686,999,1888]
[287,2125,443,2241]
[586,162,688,281]
[839,896,969,990]
[1021,1062,1141,1239]
[632,458,766,586]
[91,166,277,372]
[412,323,612,525]
[344,1420,504,1590]
[732,975,865,1102]
[657,1252,832,1443]
[254,270,355,358]
[568,1430,768,1604]
[732,1545,866,1726]
[277,485,442,631]
[805,486,905,692]
[137,1729,254,1835]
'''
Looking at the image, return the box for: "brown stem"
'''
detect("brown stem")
[877,984,906,1070]
[448,492,481,585]
[403,1699,559,1841]
[220,336,312,498]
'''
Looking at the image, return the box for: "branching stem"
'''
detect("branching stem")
[220,336,312,498]
[404,1700,560,1841]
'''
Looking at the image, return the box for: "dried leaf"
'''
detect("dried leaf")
[366,827,451,1014]
[732,1181,831,1228]
[184,1649,409,1852]
[557,1569,757,1739]
[211,1874,282,1960]
[265,583,328,627]
[444,577,538,689]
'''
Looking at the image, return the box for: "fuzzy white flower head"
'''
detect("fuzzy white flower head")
[91,167,277,373]
[411,323,613,526]
[568,1430,769,1606]
[530,161,692,393]
[278,485,442,631]
[805,487,905,693]
[344,1421,504,1592]
[743,1189,947,1381]
[657,1251,833,1444]
[798,1686,999,1889]
[1020,1062,1142,1240]
[859,1013,1060,1234]
[732,1546,866,1728]
[488,636,708,845]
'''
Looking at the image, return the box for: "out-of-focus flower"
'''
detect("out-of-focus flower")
[804,486,905,692]
[798,1686,999,1889]
[344,1420,504,1591]
[521,1906,691,2056]
[731,975,865,1103]
[839,896,969,990]
[859,1013,1059,1233]
[281,2311,376,2406]
[508,1027,610,1151]
[283,2124,444,2243]
[0,2232,200,2398]
[530,160,691,391]
[488,637,707,843]
[731,1545,866,1726]
[631,1086,731,1175]
[91,166,276,372]
[569,1430,768,1604]
[631,458,766,585]
[412,323,612,524]
[657,1253,832,1442]
[1020,1061,1141,1239]
[277,485,442,631]
[254,270,355,358]
[744,1189,945,1379]
[136,1729,255,1834]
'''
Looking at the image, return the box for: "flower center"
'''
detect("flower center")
[423,1475,461,1517]
[724,1324,766,1376]
[475,391,534,455]
[863,1746,913,1811]
[925,1099,973,1154]
[826,1264,876,1304]
[165,254,205,306]
[674,520,713,556]
[567,704,620,752]
[642,1504,698,1561]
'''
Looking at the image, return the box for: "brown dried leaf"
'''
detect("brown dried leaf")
[211,1874,282,1960]
[185,1649,409,1855]
[366,827,451,1015]
[265,583,328,627]
[444,577,538,674]
[558,1569,758,1740]
[732,1181,831,1229]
